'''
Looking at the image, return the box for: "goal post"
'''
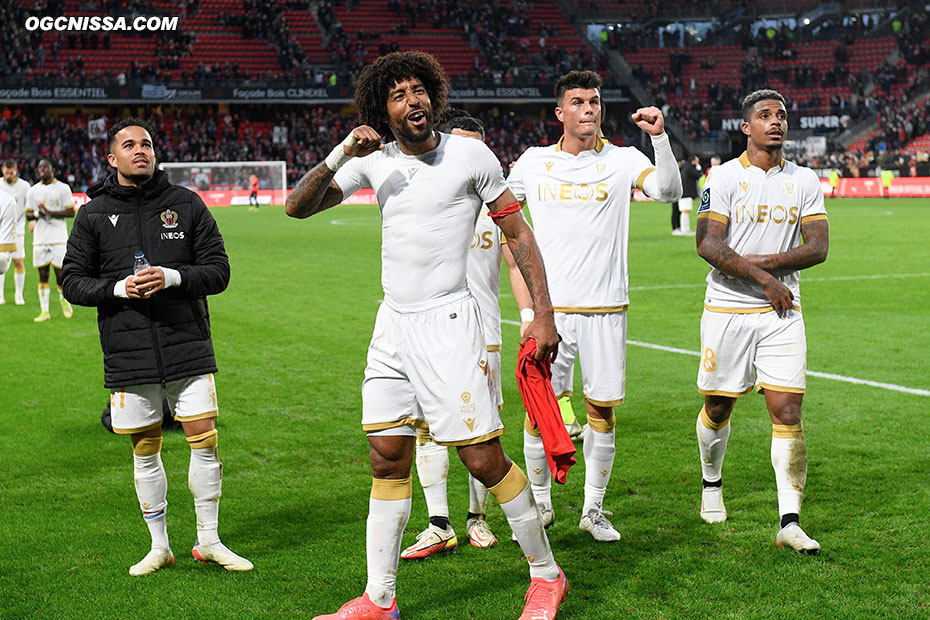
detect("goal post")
[159,161,288,207]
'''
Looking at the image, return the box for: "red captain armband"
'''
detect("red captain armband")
[490,201,522,225]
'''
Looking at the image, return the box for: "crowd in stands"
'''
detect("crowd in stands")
[0,104,637,193]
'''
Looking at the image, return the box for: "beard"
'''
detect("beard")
[393,112,434,145]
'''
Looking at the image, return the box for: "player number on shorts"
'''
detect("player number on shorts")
[702,347,717,372]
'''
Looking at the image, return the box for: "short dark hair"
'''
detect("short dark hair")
[439,108,485,138]
[741,89,786,121]
[2,158,16,169]
[354,51,449,143]
[106,117,156,153]
[555,70,602,105]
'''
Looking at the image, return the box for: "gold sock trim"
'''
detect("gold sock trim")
[699,407,730,431]
[132,436,163,456]
[523,414,541,437]
[370,476,412,501]
[772,422,804,439]
[587,414,615,433]
[186,429,218,449]
[488,463,528,505]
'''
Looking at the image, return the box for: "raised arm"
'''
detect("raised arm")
[490,190,558,361]
[631,106,682,203]
[285,126,383,219]
[696,217,794,315]
[743,218,829,277]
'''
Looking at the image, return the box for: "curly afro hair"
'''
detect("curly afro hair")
[354,51,449,143]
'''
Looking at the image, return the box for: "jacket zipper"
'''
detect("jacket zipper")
[135,192,167,386]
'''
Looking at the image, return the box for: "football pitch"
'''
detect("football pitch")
[1,197,928,619]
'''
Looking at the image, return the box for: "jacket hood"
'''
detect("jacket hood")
[88,168,172,200]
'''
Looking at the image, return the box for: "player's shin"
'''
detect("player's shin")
[771,423,807,521]
[697,407,730,483]
[132,436,169,550]
[490,463,559,580]
[582,415,616,515]
[38,282,50,313]
[187,429,222,546]
[414,432,450,527]
[523,421,551,507]
[366,477,412,607]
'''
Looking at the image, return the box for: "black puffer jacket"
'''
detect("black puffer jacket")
[61,169,230,388]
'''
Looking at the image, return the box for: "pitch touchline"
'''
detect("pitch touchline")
[501,320,929,397]
[628,272,930,291]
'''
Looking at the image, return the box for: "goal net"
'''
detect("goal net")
[159,161,287,207]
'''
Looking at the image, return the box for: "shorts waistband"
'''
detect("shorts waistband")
[383,287,473,314]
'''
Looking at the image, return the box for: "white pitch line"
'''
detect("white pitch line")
[502,319,928,397]
[628,272,930,291]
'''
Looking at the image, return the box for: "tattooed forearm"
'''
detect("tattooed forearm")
[285,162,342,219]
[761,220,830,273]
[697,219,773,287]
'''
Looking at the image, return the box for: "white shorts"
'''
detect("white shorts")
[678,197,694,212]
[109,374,219,434]
[34,243,66,269]
[13,233,24,260]
[697,308,807,397]
[551,311,627,407]
[361,290,503,446]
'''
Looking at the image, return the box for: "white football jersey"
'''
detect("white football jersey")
[697,152,827,310]
[26,180,73,246]
[0,192,16,252]
[508,137,654,310]
[467,206,503,347]
[0,177,29,235]
[335,132,508,308]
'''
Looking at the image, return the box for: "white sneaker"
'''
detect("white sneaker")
[681,229,696,237]
[192,540,254,571]
[700,486,727,523]
[60,297,73,318]
[775,522,820,555]
[565,420,585,441]
[400,523,458,559]
[579,509,620,542]
[129,547,174,576]
[466,515,498,548]
[14,294,24,305]
[672,228,684,236]
[512,503,555,541]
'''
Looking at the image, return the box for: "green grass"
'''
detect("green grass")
[1,198,928,619]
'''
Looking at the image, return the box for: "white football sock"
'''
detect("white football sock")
[697,407,730,483]
[365,478,412,608]
[188,441,222,547]
[468,473,489,515]
[490,464,559,580]
[771,424,807,516]
[415,439,449,520]
[14,270,24,299]
[681,211,692,233]
[523,428,551,507]
[0,270,5,296]
[582,417,616,515]
[38,283,50,312]
[133,451,169,550]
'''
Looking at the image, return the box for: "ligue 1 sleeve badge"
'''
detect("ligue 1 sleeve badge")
[698,187,711,212]
[160,208,179,229]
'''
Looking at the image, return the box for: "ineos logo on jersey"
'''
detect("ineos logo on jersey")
[733,204,799,225]
[537,182,608,202]
[160,231,185,240]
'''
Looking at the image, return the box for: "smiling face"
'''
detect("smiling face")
[742,99,787,152]
[386,77,434,146]
[107,124,156,186]
[555,87,602,141]
[37,160,54,183]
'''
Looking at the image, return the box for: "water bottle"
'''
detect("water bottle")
[133,251,151,274]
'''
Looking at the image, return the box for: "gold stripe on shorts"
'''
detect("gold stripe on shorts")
[585,396,624,408]
[553,305,627,314]
[698,387,754,398]
[757,382,805,395]
[487,345,502,352]
[435,428,504,447]
[362,417,429,432]
[703,304,801,314]
[0,243,15,251]
[178,409,218,422]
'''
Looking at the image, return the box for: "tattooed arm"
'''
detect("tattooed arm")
[743,219,829,277]
[696,217,794,315]
[491,190,559,361]
[285,126,383,219]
